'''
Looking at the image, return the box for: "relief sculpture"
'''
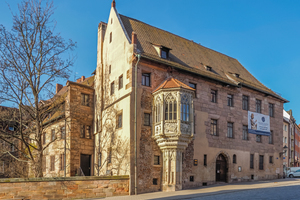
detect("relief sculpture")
[180,123,191,134]
[164,122,178,134]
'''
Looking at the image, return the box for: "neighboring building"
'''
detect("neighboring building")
[287,109,296,167]
[39,76,95,177]
[295,124,300,167]
[0,106,27,178]
[283,109,290,170]
[94,1,288,194]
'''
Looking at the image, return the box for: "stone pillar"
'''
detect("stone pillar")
[162,149,183,191]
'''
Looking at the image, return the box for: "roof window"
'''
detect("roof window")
[205,66,212,71]
[152,43,171,59]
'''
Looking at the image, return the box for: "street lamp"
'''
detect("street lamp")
[279,145,288,157]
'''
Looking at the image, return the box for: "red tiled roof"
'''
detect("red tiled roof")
[153,77,195,93]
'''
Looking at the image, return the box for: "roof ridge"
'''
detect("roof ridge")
[119,14,237,60]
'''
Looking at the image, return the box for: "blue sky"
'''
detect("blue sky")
[1,0,300,121]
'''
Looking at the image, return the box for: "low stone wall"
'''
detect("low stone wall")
[0,175,129,199]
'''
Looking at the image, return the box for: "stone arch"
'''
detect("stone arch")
[213,151,231,183]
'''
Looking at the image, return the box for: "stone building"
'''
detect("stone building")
[94,0,288,194]
[283,109,290,170]
[40,76,95,177]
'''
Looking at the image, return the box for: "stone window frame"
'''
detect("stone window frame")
[165,93,177,121]
[119,74,123,90]
[233,154,237,164]
[155,96,161,123]
[250,154,254,169]
[154,155,160,165]
[116,111,123,129]
[109,32,112,43]
[181,94,190,122]
[189,176,194,182]
[142,73,151,87]
[189,82,197,96]
[81,93,90,107]
[256,99,262,113]
[227,122,234,138]
[211,89,217,103]
[269,130,273,144]
[51,129,55,141]
[153,178,158,185]
[144,113,151,126]
[111,81,115,95]
[269,156,273,164]
[242,125,248,140]
[256,135,262,143]
[211,119,218,136]
[227,94,233,107]
[259,155,264,170]
[242,95,249,110]
[50,155,55,171]
[204,154,207,166]
[269,103,274,117]
[109,65,111,74]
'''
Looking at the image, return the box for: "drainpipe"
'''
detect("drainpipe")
[134,53,141,195]
[64,117,67,177]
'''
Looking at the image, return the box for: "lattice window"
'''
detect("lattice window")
[181,94,190,122]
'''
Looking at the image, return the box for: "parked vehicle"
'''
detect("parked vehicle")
[288,169,300,178]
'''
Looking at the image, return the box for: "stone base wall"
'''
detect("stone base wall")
[0,176,129,200]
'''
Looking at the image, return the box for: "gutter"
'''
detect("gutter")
[134,54,141,195]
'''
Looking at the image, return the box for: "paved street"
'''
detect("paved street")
[95,178,300,200]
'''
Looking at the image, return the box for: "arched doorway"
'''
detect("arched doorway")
[216,154,227,182]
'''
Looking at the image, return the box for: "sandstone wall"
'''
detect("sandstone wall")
[0,176,129,199]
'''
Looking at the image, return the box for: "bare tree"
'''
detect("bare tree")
[0,0,76,177]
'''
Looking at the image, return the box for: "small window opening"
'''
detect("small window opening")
[190,176,194,182]
[110,32,112,43]
[202,182,207,186]
[153,178,158,185]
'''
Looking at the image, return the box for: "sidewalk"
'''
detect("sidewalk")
[89,178,300,200]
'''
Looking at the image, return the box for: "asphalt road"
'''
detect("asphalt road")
[98,178,300,200]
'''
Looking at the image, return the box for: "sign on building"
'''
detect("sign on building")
[248,111,270,136]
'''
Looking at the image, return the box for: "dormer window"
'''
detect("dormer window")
[161,49,168,59]
[205,66,212,71]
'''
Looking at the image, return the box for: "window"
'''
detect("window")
[269,130,273,144]
[107,147,112,164]
[181,100,188,122]
[256,135,261,143]
[51,129,55,141]
[119,75,123,89]
[61,126,66,139]
[206,66,212,71]
[194,159,198,166]
[153,178,158,185]
[250,154,254,169]
[98,152,102,167]
[109,65,111,74]
[259,155,264,170]
[227,122,233,138]
[117,113,122,129]
[110,32,112,43]
[80,125,85,138]
[111,82,114,95]
[285,137,287,143]
[60,154,64,171]
[256,99,261,113]
[142,73,151,86]
[144,113,150,126]
[189,83,196,89]
[50,155,55,171]
[86,125,91,139]
[211,90,217,103]
[161,49,167,59]
[227,94,233,107]
[190,176,194,182]
[243,125,248,140]
[8,126,14,131]
[204,154,207,166]
[81,93,89,106]
[269,156,273,164]
[155,102,161,123]
[269,103,274,117]
[42,157,46,172]
[154,155,160,165]
[43,132,46,144]
[284,125,287,131]
[166,100,177,121]
[211,119,217,136]
[242,95,249,110]
[233,154,236,163]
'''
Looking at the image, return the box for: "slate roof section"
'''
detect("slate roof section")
[153,77,195,93]
[119,14,287,102]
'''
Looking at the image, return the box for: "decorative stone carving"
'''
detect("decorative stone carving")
[164,122,177,133]
[180,123,191,135]
[155,125,161,135]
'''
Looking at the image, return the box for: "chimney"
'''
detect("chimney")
[111,0,116,8]
[81,76,85,82]
[56,84,63,94]
[132,32,137,45]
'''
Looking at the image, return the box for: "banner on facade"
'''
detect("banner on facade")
[248,111,270,136]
